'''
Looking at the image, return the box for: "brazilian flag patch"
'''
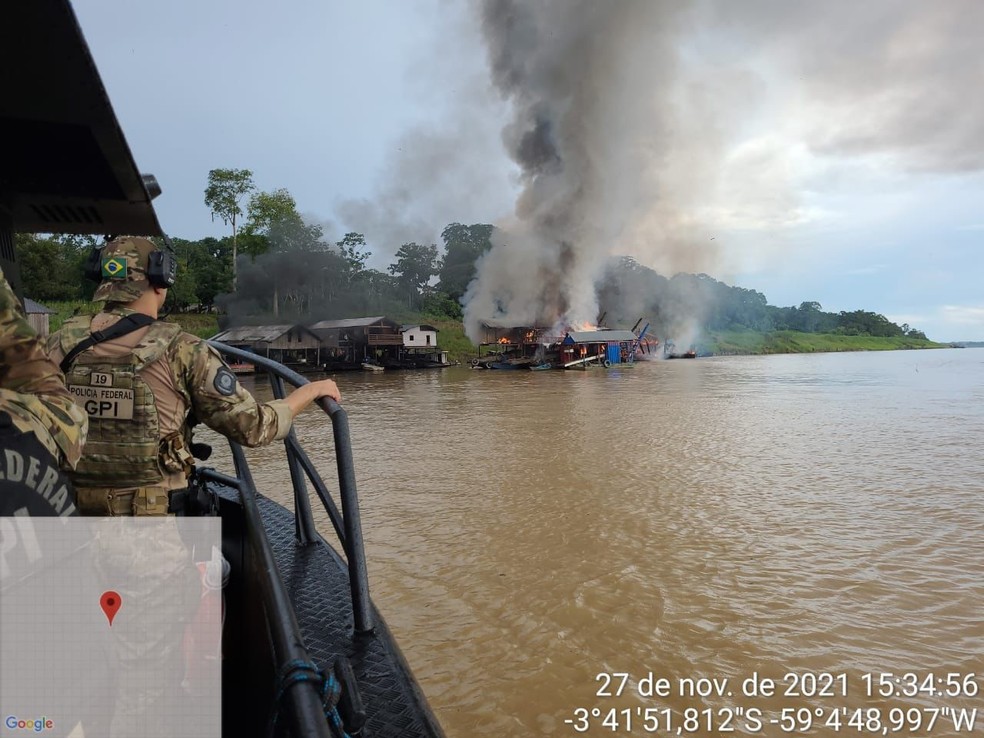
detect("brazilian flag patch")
[101,257,127,279]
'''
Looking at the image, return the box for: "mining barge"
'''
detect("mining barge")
[473,320,655,370]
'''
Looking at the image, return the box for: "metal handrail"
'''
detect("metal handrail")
[207,340,374,635]
[196,465,332,738]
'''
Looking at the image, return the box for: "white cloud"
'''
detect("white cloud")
[886,312,928,326]
[845,264,888,276]
[940,305,984,325]
[899,304,984,342]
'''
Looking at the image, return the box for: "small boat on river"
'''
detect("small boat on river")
[664,340,698,359]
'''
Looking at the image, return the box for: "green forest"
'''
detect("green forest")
[16,168,936,354]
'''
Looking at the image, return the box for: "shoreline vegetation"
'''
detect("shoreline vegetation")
[699,330,950,356]
[20,217,955,364]
[46,302,951,363]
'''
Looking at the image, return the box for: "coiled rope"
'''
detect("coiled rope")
[271,659,351,738]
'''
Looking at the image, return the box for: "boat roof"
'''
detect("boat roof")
[0,0,163,237]
[22,298,55,314]
[564,330,638,343]
[309,316,399,330]
[212,324,301,343]
[480,319,552,329]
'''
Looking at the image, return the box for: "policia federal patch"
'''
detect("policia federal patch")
[0,415,78,517]
[213,367,237,396]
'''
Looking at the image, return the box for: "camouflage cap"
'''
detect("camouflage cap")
[93,236,158,303]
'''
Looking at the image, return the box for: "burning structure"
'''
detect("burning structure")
[558,330,639,369]
[462,1,711,346]
[473,319,652,370]
[476,321,552,347]
[472,321,557,369]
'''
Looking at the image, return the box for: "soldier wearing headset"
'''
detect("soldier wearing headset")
[46,236,341,516]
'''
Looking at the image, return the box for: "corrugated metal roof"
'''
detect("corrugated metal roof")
[308,316,396,329]
[480,319,550,329]
[564,330,638,343]
[401,324,439,332]
[211,325,294,343]
[22,298,55,314]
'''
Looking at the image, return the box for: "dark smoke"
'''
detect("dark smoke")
[227,1,984,336]
[462,0,984,341]
[332,3,514,266]
[464,0,709,340]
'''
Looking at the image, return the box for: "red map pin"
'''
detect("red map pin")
[100,591,122,626]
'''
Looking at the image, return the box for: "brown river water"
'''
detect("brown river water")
[201,348,984,737]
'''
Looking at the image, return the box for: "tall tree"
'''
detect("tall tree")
[388,242,438,309]
[167,237,232,311]
[224,197,328,318]
[437,223,493,301]
[14,234,97,301]
[204,168,255,290]
[239,187,304,259]
[244,188,299,234]
[336,232,370,275]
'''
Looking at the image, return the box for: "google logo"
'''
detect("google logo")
[4,716,53,733]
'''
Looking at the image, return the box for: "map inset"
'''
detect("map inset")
[1,517,222,738]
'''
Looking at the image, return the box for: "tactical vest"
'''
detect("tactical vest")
[57,317,183,488]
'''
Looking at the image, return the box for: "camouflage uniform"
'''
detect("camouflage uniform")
[47,237,292,516]
[0,268,87,468]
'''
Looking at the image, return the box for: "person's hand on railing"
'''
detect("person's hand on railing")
[285,379,342,419]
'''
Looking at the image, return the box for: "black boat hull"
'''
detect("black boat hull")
[216,484,445,737]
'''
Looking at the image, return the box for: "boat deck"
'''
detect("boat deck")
[201,341,445,737]
[256,495,443,738]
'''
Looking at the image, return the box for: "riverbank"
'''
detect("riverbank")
[424,325,952,361]
[701,330,949,355]
[43,302,950,360]
[48,300,220,338]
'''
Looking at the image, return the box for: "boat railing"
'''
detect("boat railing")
[196,461,336,737]
[205,341,373,633]
[197,342,373,735]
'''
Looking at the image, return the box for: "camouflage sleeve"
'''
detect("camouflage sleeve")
[0,270,88,468]
[175,334,292,447]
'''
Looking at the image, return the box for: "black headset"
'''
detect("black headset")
[84,235,177,288]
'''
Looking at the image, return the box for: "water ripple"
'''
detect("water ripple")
[203,349,984,736]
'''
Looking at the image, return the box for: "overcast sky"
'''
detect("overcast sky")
[73,0,984,341]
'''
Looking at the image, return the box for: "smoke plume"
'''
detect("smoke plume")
[462,0,984,342]
[333,2,515,265]
[463,0,724,340]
